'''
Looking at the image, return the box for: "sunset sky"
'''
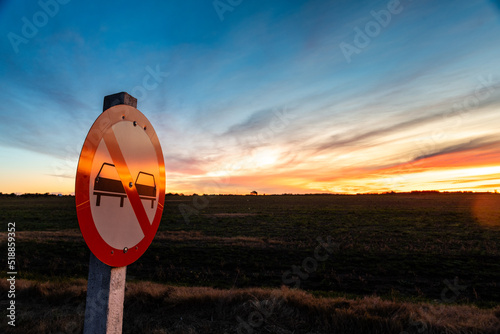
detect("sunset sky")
[0,0,499,195]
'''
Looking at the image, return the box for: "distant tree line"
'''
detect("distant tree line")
[0,190,497,198]
[0,192,73,197]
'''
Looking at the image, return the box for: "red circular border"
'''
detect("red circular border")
[75,105,166,267]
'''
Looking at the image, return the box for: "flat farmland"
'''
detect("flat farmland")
[1,193,500,333]
[1,193,499,304]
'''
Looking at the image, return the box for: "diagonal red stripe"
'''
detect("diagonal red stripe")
[103,129,151,236]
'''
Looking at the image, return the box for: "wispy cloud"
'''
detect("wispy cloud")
[412,137,500,162]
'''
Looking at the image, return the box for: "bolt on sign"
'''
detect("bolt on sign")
[76,104,165,267]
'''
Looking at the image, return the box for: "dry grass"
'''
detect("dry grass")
[154,230,288,249]
[0,230,83,243]
[0,229,288,249]
[208,213,259,217]
[1,279,498,334]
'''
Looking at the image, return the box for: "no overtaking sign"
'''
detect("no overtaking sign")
[76,104,165,267]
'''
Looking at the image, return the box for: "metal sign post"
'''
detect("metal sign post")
[76,92,166,333]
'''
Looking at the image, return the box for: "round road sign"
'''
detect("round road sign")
[75,105,165,267]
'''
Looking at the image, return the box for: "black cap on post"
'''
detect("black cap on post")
[103,92,137,112]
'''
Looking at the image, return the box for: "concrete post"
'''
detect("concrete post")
[83,92,136,334]
[103,92,137,111]
[83,253,127,334]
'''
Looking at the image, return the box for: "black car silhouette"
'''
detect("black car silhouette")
[93,163,156,208]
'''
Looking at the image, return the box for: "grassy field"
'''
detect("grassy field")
[1,279,499,334]
[1,193,499,333]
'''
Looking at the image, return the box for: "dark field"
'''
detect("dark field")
[1,193,500,333]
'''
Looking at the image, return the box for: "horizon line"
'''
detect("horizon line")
[1,190,499,197]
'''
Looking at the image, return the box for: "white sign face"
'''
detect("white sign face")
[89,121,159,249]
[76,104,165,267]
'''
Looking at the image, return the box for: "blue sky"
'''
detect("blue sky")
[1,0,499,194]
